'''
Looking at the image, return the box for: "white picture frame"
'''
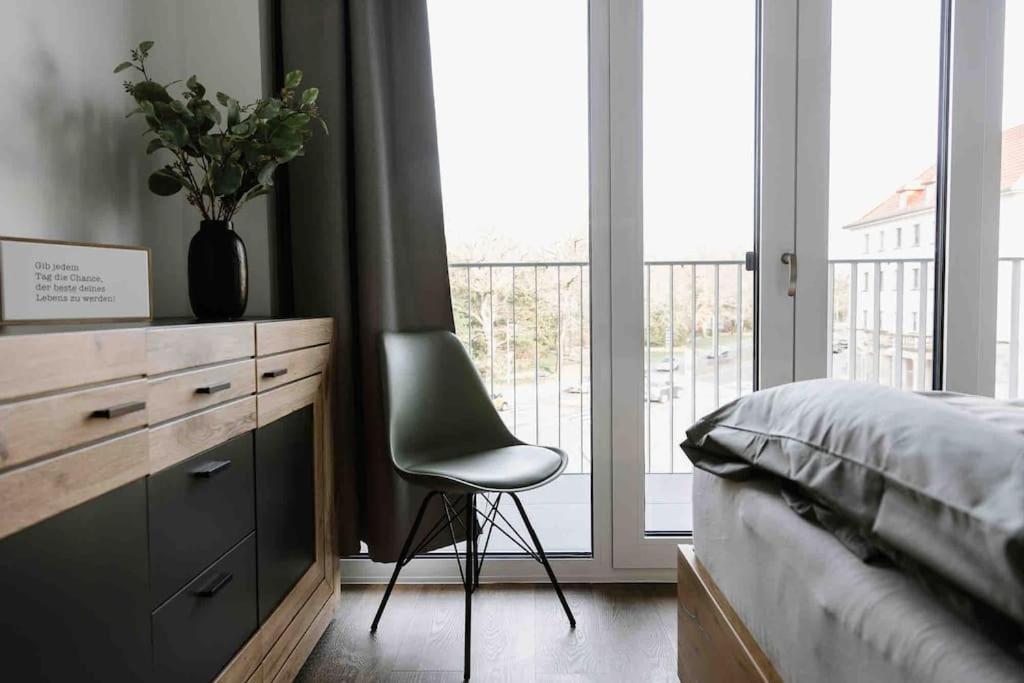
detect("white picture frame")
[0,236,153,323]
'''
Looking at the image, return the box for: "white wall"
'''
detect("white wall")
[0,0,272,317]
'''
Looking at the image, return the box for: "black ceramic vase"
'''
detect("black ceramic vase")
[187,220,248,319]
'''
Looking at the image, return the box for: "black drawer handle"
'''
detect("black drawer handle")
[189,460,232,478]
[195,572,233,597]
[196,381,232,395]
[263,368,288,379]
[92,401,146,419]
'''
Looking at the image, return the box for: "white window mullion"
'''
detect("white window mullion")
[942,0,1005,395]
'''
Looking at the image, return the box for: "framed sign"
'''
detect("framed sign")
[0,237,152,323]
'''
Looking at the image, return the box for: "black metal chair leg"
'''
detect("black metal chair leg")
[509,492,576,628]
[371,490,438,633]
[464,494,475,680]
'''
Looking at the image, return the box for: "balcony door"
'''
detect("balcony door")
[609,0,803,568]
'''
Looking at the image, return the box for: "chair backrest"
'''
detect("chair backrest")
[380,330,519,471]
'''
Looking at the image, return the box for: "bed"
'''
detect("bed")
[677,380,1024,683]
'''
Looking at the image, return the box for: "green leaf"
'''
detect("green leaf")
[169,100,192,118]
[148,168,182,196]
[283,113,310,128]
[227,100,241,128]
[132,80,172,104]
[257,98,282,120]
[216,92,230,106]
[145,138,165,154]
[186,75,206,98]
[139,40,155,54]
[114,61,134,74]
[300,88,319,106]
[230,121,253,137]
[158,119,190,148]
[125,107,143,118]
[196,135,218,156]
[241,186,270,204]
[211,161,243,196]
[257,161,278,186]
[284,70,302,89]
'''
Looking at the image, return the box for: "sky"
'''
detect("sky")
[427,0,1024,263]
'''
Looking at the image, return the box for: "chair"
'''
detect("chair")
[370,330,576,680]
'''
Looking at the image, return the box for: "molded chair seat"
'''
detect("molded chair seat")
[398,444,568,493]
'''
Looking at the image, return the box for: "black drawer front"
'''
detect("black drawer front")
[0,480,151,682]
[256,405,316,624]
[152,532,258,683]
[149,431,255,607]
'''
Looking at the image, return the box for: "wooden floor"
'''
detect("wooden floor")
[296,583,678,682]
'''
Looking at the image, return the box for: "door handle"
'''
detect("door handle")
[781,252,797,297]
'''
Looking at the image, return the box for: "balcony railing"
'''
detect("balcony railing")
[826,257,935,391]
[450,256,1024,474]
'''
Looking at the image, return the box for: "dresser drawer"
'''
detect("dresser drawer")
[0,378,147,472]
[148,396,257,474]
[148,432,255,607]
[152,533,258,683]
[256,344,329,392]
[148,359,255,425]
[0,328,146,401]
[255,318,332,356]
[147,323,254,376]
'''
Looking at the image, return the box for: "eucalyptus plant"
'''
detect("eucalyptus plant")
[116,41,325,222]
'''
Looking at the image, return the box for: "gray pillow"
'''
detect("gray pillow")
[682,379,1024,625]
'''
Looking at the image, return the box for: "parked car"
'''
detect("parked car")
[565,381,591,395]
[491,393,509,411]
[705,349,731,361]
[832,339,849,354]
[653,357,682,373]
[645,381,683,403]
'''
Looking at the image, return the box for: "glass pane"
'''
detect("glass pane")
[995,1,1024,399]
[826,0,942,391]
[428,0,591,553]
[642,0,757,534]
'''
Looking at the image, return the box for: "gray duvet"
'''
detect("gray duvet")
[694,469,1024,683]
[681,380,1024,631]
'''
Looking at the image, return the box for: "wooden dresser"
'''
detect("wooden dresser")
[0,317,339,683]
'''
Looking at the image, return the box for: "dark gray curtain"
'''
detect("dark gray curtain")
[277,0,456,561]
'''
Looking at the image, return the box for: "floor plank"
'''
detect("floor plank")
[296,583,677,683]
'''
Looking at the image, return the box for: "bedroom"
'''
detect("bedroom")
[0,0,1021,681]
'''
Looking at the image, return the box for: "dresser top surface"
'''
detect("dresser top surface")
[0,316,330,337]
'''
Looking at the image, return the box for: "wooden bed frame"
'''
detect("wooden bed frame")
[677,545,783,683]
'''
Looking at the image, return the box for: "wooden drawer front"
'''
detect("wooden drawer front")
[257,375,320,429]
[0,328,145,401]
[153,533,258,683]
[147,323,254,376]
[255,318,332,356]
[149,432,255,608]
[148,360,255,425]
[256,345,329,392]
[0,430,149,541]
[0,379,147,472]
[149,396,257,474]
[0,479,152,682]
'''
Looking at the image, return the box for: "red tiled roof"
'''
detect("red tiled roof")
[844,124,1024,228]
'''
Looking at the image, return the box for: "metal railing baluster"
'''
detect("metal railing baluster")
[1011,260,1021,399]
[713,264,720,408]
[668,265,675,473]
[894,262,904,390]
